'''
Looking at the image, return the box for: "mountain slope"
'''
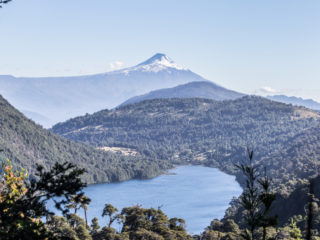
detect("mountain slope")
[119,81,245,107]
[0,95,170,184]
[225,134,320,228]
[51,96,320,192]
[256,124,320,193]
[267,95,320,111]
[0,54,211,127]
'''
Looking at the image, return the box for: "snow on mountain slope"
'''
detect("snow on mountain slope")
[0,54,218,127]
[107,53,187,75]
[134,53,187,71]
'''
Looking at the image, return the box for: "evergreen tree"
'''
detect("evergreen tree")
[120,205,192,240]
[235,150,277,240]
[90,217,100,234]
[66,195,81,214]
[258,168,278,240]
[289,218,302,240]
[236,150,262,240]
[306,179,315,240]
[102,203,122,228]
[68,214,92,240]
[46,216,80,240]
[79,195,91,228]
[0,159,87,239]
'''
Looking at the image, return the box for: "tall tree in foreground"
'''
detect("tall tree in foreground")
[102,203,122,228]
[236,150,261,240]
[306,178,315,240]
[258,168,278,240]
[235,149,277,240]
[79,195,91,229]
[66,193,91,229]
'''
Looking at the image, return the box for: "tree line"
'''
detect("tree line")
[1,150,318,240]
[52,97,320,195]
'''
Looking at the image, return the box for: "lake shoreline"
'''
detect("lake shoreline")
[87,163,243,190]
[60,165,243,234]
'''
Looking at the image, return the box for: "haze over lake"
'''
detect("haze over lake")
[71,165,242,234]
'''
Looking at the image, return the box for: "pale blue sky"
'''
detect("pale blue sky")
[0,0,319,100]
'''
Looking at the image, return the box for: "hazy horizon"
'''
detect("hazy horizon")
[0,0,319,101]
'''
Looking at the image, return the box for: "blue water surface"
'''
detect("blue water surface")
[51,165,242,234]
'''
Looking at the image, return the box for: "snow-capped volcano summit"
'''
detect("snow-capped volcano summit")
[116,53,187,74]
[0,53,223,127]
[138,53,173,65]
[135,53,187,71]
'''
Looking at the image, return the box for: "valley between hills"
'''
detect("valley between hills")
[51,96,320,193]
[2,0,320,238]
[1,54,320,238]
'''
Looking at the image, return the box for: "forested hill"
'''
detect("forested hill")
[257,124,320,194]
[0,95,171,184]
[119,81,245,107]
[52,96,320,193]
[222,124,320,229]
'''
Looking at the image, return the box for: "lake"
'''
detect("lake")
[52,165,242,234]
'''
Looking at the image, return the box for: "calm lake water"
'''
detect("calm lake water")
[52,165,242,234]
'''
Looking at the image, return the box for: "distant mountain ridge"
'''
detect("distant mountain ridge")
[267,95,320,111]
[119,81,245,107]
[0,53,212,127]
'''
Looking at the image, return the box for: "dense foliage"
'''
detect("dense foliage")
[0,159,86,239]
[0,95,171,184]
[3,94,320,238]
[235,150,277,240]
[51,97,320,237]
[52,97,320,193]
[225,174,320,237]
[2,156,317,239]
[50,205,193,240]
[0,160,192,239]
[2,150,320,239]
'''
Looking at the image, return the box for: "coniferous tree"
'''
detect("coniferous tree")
[288,218,302,240]
[46,216,80,240]
[66,194,91,229]
[79,195,91,229]
[306,179,315,240]
[258,168,278,240]
[102,203,122,228]
[236,149,277,240]
[0,159,87,240]
[90,217,100,234]
[66,195,81,214]
[236,150,261,240]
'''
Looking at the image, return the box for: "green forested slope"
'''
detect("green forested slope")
[256,125,320,194]
[223,172,320,234]
[51,96,320,192]
[212,125,320,234]
[0,95,171,184]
